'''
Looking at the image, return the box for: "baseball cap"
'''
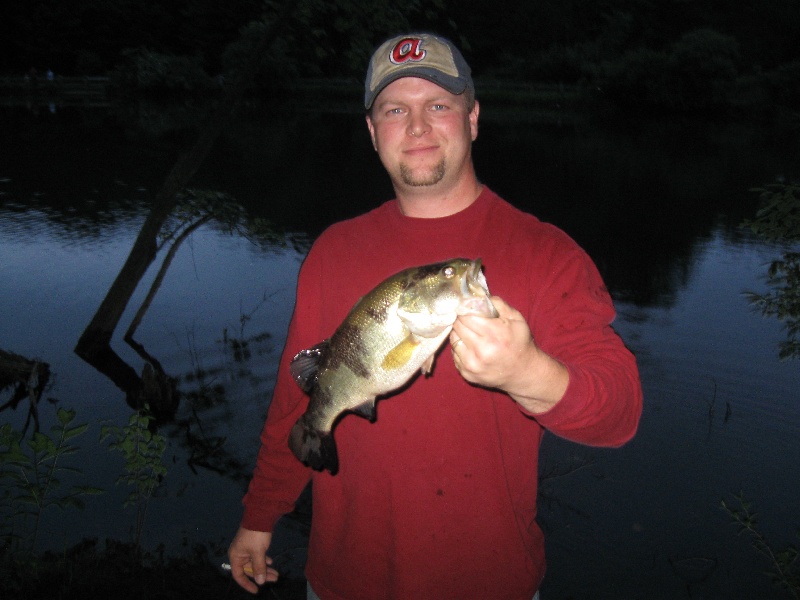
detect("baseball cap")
[364,33,473,110]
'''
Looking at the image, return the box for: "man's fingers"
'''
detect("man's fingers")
[250,555,279,585]
[230,560,279,594]
[227,527,275,594]
[231,563,259,594]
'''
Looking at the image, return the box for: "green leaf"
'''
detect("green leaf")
[63,424,89,441]
[74,486,105,496]
[56,408,76,427]
[56,466,82,475]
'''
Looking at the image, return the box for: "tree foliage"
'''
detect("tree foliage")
[744,183,800,360]
[220,0,451,83]
[109,48,216,95]
[1,0,797,116]
[1,0,797,78]
[598,28,740,113]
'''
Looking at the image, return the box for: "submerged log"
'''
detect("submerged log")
[0,348,51,431]
[0,349,50,401]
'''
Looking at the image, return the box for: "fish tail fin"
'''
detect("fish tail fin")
[289,418,340,475]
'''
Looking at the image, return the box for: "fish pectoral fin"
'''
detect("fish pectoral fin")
[420,353,437,376]
[381,336,419,370]
[351,398,377,423]
[290,341,330,393]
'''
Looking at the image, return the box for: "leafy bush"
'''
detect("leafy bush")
[762,61,800,111]
[527,45,595,84]
[101,407,167,555]
[110,48,216,95]
[670,28,739,110]
[0,409,103,553]
[597,47,676,111]
[744,182,800,360]
[597,28,739,114]
[220,21,301,88]
[722,493,799,599]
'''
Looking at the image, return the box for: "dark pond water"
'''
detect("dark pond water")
[1,98,799,599]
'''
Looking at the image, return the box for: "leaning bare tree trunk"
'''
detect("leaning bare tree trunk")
[74,2,295,364]
[123,214,213,344]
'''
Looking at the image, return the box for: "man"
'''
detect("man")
[228,33,642,600]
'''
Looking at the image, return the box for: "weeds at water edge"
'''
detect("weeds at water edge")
[722,492,800,599]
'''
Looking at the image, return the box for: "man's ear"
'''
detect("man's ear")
[470,100,480,142]
[366,114,378,151]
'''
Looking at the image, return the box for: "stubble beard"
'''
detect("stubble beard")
[399,158,447,187]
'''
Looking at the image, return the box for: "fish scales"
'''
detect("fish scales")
[288,258,497,474]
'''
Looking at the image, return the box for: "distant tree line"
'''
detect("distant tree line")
[2,0,798,115]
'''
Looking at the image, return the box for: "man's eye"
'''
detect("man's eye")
[431,104,447,111]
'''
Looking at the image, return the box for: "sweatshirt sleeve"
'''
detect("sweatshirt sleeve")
[525,229,643,447]
[239,249,323,532]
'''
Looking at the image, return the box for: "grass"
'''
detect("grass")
[0,537,306,600]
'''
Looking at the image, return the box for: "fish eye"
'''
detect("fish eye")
[442,266,455,278]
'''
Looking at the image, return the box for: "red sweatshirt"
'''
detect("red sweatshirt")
[241,187,642,600]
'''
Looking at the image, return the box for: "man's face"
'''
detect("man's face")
[366,77,479,193]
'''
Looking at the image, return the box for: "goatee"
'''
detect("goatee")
[399,159,446,187]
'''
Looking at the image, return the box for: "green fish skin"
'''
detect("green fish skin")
[288,258,497,474]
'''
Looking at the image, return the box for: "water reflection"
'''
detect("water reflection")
[71,188,304,424]
[1,101,800,598]
[539,231,800,599]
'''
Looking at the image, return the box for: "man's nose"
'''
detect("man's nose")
[407,110,430,137]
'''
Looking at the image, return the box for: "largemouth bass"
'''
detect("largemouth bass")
[288,258,498,474]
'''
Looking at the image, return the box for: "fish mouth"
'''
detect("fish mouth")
[469,258,483,281]
[462,258,484,295]
[458,258,498,317]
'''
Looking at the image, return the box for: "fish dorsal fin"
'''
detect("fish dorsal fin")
[351,398,377,422]
[381,335,419,371]
[290,341,329,392]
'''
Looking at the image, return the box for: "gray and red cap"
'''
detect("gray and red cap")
[364,33,474,110]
